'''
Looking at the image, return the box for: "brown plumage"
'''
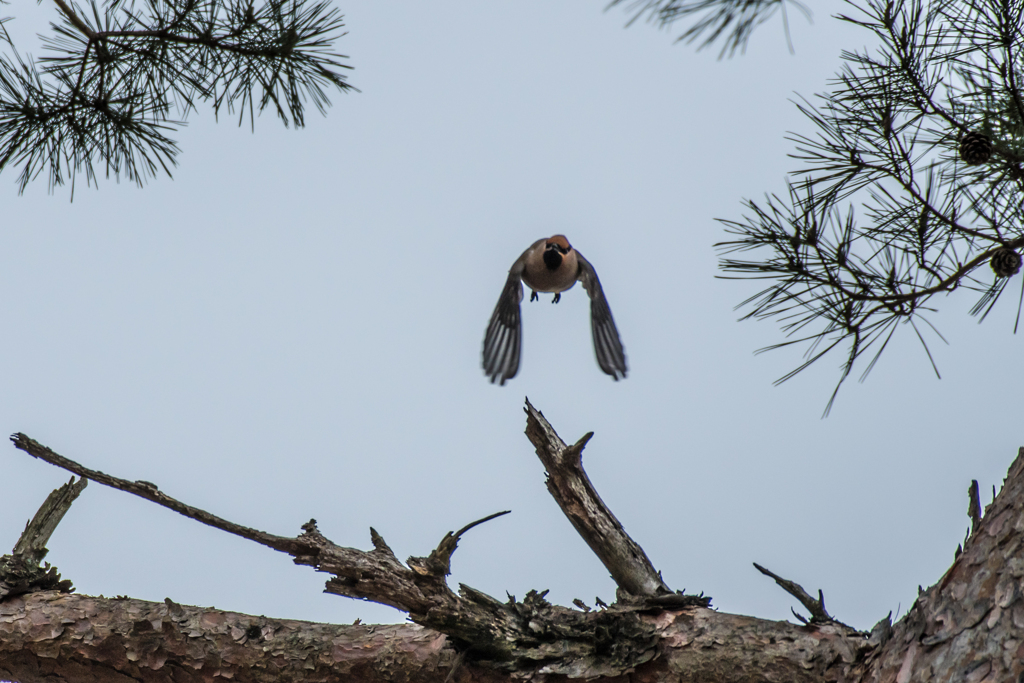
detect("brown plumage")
[483,235,627,385]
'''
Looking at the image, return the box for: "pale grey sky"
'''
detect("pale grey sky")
[2,0,1019,631]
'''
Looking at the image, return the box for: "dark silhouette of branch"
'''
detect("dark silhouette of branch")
[752,563,842,626]
[11,476,87,563]
[10,433,305,555]
[2,426,880,683]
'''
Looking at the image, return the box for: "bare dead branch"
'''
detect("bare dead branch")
[6,433,662,674]
[10,433,306,555]
[7,433,1024,682]
[522,399,657,595]
[12,476,86,563]
[523,399,702,606]
[0,477,85,600]
[6,434,471,617]
[410,510,511,578]
[752,563,843,626]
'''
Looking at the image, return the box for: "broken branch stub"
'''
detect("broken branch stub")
[968,479,982,535]
[0,476,85,600]
[12,476,87,563]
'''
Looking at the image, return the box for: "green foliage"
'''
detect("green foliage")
[0,0,353,193]
[718,0,1024,413]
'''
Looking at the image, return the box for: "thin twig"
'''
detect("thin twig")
[9,433,301,554]
[415,510,512,577]
[753,563,842,625]
[453,510,511,540]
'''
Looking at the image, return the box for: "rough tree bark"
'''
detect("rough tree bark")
[1,400,1020,683]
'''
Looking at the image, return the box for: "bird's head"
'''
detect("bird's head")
[545,235,572,255]
[543,235,571,270]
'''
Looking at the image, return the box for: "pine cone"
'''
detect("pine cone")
[991,247,1022,278]
[959,131,993,165]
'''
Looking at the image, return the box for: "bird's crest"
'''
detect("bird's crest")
[546,235,571,250]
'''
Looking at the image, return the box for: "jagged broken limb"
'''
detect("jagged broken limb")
[0,476,85,600]
[523,398,706,607]
[13,476,87,563]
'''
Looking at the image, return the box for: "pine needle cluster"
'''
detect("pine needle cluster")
[717,0,1024,412]
[0,0,353,193]
[607,0,812,57]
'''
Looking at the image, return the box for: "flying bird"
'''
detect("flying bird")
[483,235,627,385]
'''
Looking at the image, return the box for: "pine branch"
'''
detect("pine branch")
[718,0,1024,411]
[0,0,353,193]
[606,0,812,57]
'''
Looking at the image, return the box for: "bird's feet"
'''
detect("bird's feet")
[551,293,561,304]
[530,291,539,302]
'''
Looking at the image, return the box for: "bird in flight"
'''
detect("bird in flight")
[483,235,627,385]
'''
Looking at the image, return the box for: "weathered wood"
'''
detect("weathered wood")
[5,432,1024,683]
[12,477,87,564]
[408,511,511,578]
[9,434,305,556]
[522,399,682,602]
[4,435,664,674]
[860,449,1024,683]
[0,592,464,683]
[0,592,867,683]
[0,476,86,601]
[968,478,981,535]
[752,562,841,626]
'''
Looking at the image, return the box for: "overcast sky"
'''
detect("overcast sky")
[2,0,1020,632]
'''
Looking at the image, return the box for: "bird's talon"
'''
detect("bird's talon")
[530,291,539,302]
[552,293,561,304]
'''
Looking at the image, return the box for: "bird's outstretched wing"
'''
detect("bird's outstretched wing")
[576,251,627,380]
[483,263,525,385]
